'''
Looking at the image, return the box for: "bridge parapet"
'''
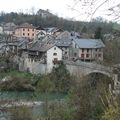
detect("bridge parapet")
[64,60,113,78]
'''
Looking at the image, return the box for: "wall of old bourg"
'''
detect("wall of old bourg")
[19,58,47,74]
[15,56,111,78]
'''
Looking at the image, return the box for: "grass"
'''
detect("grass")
[113,23,120,31]
[0,69,34,80]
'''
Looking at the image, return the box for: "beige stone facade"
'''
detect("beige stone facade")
[15,23,36,40]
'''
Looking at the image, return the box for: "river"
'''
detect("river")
[0,91,66,120]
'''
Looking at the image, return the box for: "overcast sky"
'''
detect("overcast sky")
[0,0,119,21]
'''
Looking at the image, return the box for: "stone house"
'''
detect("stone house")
[72,38,105,61]
[35,26,46,40]
[3,22,16,35]
[25,41,62,72]
[56,31,71,39]
[55,38,72,60]
[14,23,36,40]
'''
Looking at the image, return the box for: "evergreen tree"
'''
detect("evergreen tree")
[94,27,102,39]
[81,25,87,33]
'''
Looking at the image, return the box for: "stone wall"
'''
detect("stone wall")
[19,58,47,74]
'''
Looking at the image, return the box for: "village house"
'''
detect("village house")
[71,38,105,61]
[23,40,62,72]
[55,38,72,60]
[3,22,16,35]
[44,27,63,36]
[56,31,71,39]
[0,41,10,56]
[0,26,3,34]
[37,9,54,18]
[0,37,29,59]
[35,26,46,40]
[14,23,36,40]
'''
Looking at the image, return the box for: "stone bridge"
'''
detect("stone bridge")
[64,60,120,94]
[64,61,112,77]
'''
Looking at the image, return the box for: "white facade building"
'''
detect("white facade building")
[47,46,62,72]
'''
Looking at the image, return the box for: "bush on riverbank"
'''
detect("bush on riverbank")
[0,77,35,91]
[0,63,73,93]
[9,105,33,120]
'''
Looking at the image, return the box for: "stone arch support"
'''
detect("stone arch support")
[85,70,111,78]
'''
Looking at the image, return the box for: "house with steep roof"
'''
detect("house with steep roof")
[3,22,16,35]
[44,27,63,36]
[55,38,72,60]
[27,40,62,64]
[72,38,105,61]
[56,31,71,39]
[14,23,36,40]
[35,26,46,40]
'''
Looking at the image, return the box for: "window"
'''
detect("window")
[82,48,84,52]
[32,29,34,31]
[81,54,84,58]
[65,52,67,55]
[99,48,101,52]
[74,53,77,57]
[87,49,89,52]
[28,29,29,31]
[32,33,34,36]
[98,54,101,57]
[23,33,25,36]
[53,58,58,64]
[96,48,98,51]
[28,33,29,36]
[54,47,56,50]
[54,58,58,61]
[86,54,89,58]
[53,53,57,56]
[23,28,25,31]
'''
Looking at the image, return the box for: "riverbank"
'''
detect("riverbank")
[0,100,43,108]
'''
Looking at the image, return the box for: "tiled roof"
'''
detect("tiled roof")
[55,38,72,47]
[73,38,105,48]
[29,40,54,52]
[18,23,35,29]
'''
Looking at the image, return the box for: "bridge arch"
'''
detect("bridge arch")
[85,70,112,78]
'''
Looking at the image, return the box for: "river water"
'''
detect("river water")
[0,91,66,120]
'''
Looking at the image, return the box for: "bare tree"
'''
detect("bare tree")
[68,0,120,21]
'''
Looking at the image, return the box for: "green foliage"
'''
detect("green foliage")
[101,106,120,120]
[0,77,35,91]
[43,101,74,120]
[0,69,33,80]
[103,38,120,64]
[113,23,120,31]
[68,78,105,120]
[0,11,113,33]
[81,25,87,33]
[50,62,72,93]
[36,75,55,93]
[9,106,33,120]
[94,26,102,39]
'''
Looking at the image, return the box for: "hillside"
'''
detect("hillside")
[0,9,113,34]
